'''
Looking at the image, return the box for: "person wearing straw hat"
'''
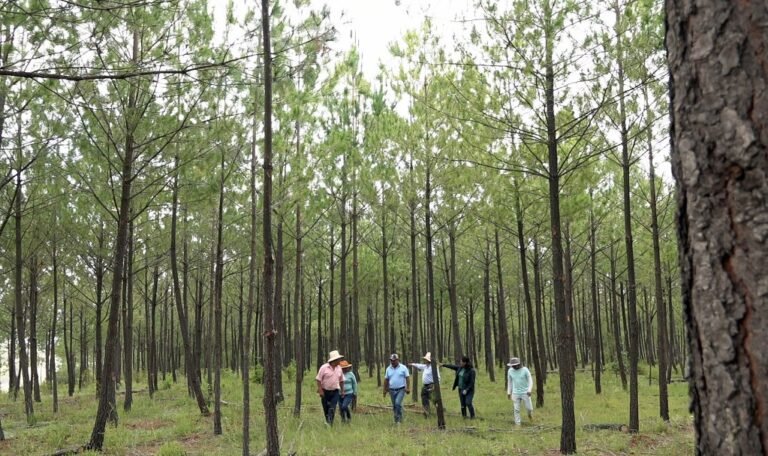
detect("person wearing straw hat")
[506,356,533,426]
[339,360,357,423]
[383,353,410,424]
[315,350,346,425]
[408,352,441,417]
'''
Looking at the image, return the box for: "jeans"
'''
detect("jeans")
[459,389,475,418]
[340,393,355,422]
[420,384,434,415]
[389,387,406,423]
[512,393,533,424]
[321,389,340,424]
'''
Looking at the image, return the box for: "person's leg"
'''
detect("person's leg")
[341,393,354,422]
[512,395,522,425]
[394,389,406,423]
[466,389,475,418]
[321,391,330,423]
[523,395,533,420]
[420,384,431,416]
[459,392,467,418]
[327,390,340,424]
[389,389,398,422]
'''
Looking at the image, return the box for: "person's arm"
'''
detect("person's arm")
[507,369,513,397]
[351,375,358,396]
[405,368,411,394]
[339,371,345,397]
[442,364,459,371]
[316,379,323,397]
[409,363,427,371]
[383,377,390,396]
[526,368,533,395]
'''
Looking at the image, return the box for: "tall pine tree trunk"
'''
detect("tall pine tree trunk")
[544,3,576,448]
[261,1,280,451]
[86,31,139,448]
[170,156,209,416]
[644,87,669,421]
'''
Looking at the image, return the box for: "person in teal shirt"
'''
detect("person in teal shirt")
[339,360,357,423]
[506,357,533,426]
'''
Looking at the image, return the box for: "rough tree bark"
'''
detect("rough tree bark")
[667,0,768,452]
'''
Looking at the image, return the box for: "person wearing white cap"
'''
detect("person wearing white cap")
[315,350,346,425]
[383,353,410,423]
[408,352,441,417]
[506,357,533,426]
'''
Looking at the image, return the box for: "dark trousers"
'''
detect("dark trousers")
[459,389,475,418]
[421,384,434,415]
[321,389,340,424]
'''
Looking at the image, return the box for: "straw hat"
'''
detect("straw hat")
[507,357,521,367]
[422,352,432,363]
[328,350,345,363]
[339,360,352,369]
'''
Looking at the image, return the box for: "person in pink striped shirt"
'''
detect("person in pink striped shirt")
[315,350,345,425]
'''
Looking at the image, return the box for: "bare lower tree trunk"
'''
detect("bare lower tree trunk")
[213,146,225,436]
[14,142,33,423]
[123,217,135,412]
[425,164,446,429]
[589,199,602,394]
[514,189,544,407]
[667,1,768,452]
[494,228,510,372]
[51,233,60,413]
[482,239,495,382]
[170,156,209,416]
[643,86,669,421]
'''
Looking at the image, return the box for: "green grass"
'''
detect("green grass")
[0,366,693,455]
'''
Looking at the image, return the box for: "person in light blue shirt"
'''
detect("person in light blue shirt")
[383,353,410,423]
[506,357,533,426]
[408,352,441,417]
[339,360,358,423]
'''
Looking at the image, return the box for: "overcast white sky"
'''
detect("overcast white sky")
[321,0,472,77]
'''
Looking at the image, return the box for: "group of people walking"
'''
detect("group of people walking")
[315,350,534,426]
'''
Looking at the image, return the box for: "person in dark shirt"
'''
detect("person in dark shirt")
[443,356,476,419]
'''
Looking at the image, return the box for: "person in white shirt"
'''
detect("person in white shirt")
[408,352,441,417]
[506,357,534,426]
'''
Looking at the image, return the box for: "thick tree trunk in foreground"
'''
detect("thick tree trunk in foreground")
[667,0,768,453]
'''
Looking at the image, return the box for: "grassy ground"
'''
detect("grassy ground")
[0,365,693,455]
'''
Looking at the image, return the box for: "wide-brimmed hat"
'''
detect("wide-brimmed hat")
[389,353,399,361]
[339,360,352,369]
[422,352,432,363]
[328,350,345,363]
[507,357,521,367]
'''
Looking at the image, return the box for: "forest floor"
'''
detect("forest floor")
[0,365,693,455]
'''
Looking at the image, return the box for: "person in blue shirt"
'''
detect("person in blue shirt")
[383,353,410,423]
[408,351,441,417]
[506,357,533,426]
[443,356,476,419]
[339,360,358,423]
